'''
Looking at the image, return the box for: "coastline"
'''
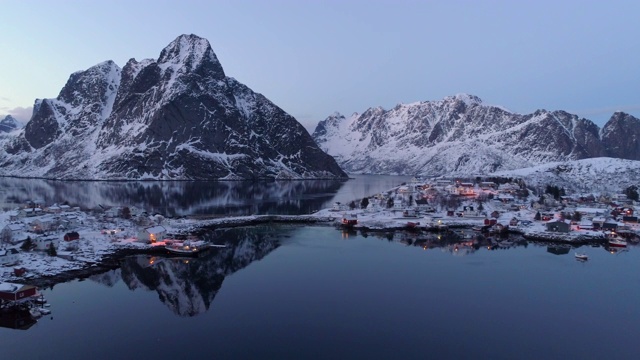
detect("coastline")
[1,211,622,287]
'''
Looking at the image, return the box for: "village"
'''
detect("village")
[318,177,639,248]
[0,176,638,324]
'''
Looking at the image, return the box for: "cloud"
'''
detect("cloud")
[1,106,33,123]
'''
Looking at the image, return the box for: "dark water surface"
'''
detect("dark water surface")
[1,225,639,359]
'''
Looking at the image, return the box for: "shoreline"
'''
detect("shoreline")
[3,213,623,288]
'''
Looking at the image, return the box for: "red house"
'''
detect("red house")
[64,231,80,241]
[0,282,38,302]
[342,214,358,226]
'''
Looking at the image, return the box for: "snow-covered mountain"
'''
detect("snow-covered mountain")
[0,34,346,180]
[0,115,21,133]
[312,94,640,176]
[492,157,640,195]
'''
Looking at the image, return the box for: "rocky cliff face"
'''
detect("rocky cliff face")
[0,34,347,180]
[601,111,640,160]
[312,94,639,175]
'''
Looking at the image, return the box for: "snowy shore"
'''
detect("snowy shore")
[0,206,626,286]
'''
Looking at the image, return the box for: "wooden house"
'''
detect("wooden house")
[33,237,59,251]
[63,231,80,241]
[20,208,43,218]
[138,225,166,243]
[480,181,496,190]
[1,224,24,244]
[341,214,358,226]
[546,219,571,233]
[31,215,58,232]
[602,219,619,231]
[0,248,20,266]
[403,208,417,217]
[0,282,38,303]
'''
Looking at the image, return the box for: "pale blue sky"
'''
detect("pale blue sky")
[1,0,639,131]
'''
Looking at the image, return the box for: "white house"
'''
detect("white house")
[20,208,43,217]
[33,237,59,251]
[31,215,58,232]
[138,225,166,243]
[0,248,20,266]
[1,223,25,244]
[393,199,404,211]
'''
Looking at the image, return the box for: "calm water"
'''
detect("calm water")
[1,225,639,359]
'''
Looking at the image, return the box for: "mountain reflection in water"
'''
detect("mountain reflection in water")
[0,175,410,217]
[89,226,282,317]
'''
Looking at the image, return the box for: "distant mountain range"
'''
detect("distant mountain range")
[0,115,21,133]
[312,94,640,176]
[0,34,346,180]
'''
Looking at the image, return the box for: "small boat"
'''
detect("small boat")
[165,240,225,256]
[608,237,627,248]
[406,221,420,229]
[29,308,42,318]
[574,253,588,260]
[38,307,51,315]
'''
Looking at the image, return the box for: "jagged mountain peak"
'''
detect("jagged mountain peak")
[57,60,121,108]
[601,112,640,160]
[157,33,225,80]
[0,114,22,133]
[443,93,483,105]
[0,35,346,180]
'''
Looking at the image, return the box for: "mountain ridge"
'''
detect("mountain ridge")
[312,94,640,176]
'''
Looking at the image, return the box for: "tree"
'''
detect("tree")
[120,206,131,219]
[47,242,57,257]
[624,185,639,201]
[477,202,484,212]
[387,197,394,208]
[360,197,369,209]
[21,237,33,251]
[349,201,356,210]
[573,212,582,222]
[534,211,541,221]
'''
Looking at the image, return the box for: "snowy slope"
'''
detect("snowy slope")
[491,157,640,194]
[313,94,639,176]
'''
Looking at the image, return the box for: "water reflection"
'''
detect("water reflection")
[89,226,283,317]
[347,227,634,257]
[0,309,38,330]
[0,175,410,217]
[80,226,638,319]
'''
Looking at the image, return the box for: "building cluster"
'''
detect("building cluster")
[336,177,528,219]
[0,200,168,267]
